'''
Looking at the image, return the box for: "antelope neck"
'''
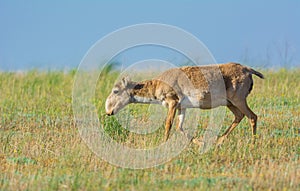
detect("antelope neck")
[130,80,161,104]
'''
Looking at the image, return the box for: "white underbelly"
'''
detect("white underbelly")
[180,96,201,108]
[180,95,227,109]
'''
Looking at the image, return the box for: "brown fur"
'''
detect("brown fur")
[132,80,178,102]
[105,62,264,145]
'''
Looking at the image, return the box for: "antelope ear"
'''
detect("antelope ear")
[121,76,131,87]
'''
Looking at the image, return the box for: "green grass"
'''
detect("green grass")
[0,68,299,190]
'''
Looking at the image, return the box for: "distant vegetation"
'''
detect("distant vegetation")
[0,68,299,190]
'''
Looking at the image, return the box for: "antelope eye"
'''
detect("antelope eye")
[113,89,119,94]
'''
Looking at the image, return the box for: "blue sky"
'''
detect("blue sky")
[0,1,299,71]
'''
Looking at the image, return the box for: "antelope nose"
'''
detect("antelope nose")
[106,110,114,116]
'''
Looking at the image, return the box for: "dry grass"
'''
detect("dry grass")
[0,69,299,190]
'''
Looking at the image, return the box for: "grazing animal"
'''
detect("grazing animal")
[105,62,264,145]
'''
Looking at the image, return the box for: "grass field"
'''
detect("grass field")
[0,68,299,190]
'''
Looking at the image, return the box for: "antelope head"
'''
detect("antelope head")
[105,77,134,116]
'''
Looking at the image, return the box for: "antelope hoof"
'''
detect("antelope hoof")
[179,130,193,141]
[216,136,226,146]
[192,137,204,147]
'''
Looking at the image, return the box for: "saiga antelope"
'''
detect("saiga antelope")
[105,63,264,145]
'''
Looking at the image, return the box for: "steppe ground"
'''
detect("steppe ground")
[0,68,299,190]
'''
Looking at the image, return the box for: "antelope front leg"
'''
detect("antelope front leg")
[176,108,192,141]
[164,101,177,142]
[176,108,186,132]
